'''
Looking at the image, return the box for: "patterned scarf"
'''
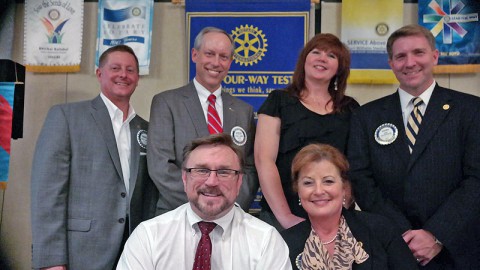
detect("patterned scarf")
[296,216,369,270]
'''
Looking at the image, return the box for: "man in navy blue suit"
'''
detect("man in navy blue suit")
[348,24,480,269]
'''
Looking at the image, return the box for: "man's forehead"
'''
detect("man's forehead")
[187,145,239,165]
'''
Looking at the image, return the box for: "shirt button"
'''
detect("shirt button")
[121,192,126,198]
[119,218,125,223]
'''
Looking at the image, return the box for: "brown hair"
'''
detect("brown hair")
[182,133,244,171]
[286,33,352,113]
[387,24,436,59]
[291,144,349,192]
[98,45,139,72]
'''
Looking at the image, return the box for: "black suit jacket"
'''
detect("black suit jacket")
[348,85,480,269]
[281,209,418,269]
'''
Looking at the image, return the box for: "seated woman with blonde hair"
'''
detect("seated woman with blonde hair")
[281,144,418,269]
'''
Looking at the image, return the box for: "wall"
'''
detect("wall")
[0,2,478,269]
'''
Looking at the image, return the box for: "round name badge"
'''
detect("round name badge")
[374,123,398,145]
[230,126,247,146]
[137,130,148,150]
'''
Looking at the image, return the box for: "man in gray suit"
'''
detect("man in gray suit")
[147,26,258,215]
[348,24,480,269]
[31,45,157,270]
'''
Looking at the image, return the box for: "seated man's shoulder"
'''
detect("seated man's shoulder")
[234,207,278,235]
[141,204,188,229]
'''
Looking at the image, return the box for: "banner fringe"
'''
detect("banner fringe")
[25,65,80,73]
[434,64,480,74]
[348,70,398,84]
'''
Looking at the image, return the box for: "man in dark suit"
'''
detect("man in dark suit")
[31,45,157,270]
[147,26,258,215]
[348,24,480,269]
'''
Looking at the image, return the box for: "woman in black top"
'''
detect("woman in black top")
[281,144,418,269]
[254,33,359,229]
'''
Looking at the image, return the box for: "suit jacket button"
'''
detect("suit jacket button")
[119,218,125,223]
[121,192,126,198]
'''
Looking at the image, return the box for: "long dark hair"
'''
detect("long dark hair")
[286,33,352,113]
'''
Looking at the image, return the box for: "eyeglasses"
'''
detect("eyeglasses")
[185,168,241,181]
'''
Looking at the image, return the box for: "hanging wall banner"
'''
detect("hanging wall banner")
[186,0,310,114]
[95,0,154,75]
[24,0,83,72]
[341,0,403,84]
[0,82,15,189]
[419,0,480,73]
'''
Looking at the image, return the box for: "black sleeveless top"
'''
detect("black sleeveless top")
[258,89,359,217]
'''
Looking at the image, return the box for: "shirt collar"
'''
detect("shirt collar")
[193,78,222,104]
[100,93,136,123]
[398,80,436,111]
[186,203,237,238]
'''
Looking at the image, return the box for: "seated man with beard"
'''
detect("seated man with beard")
[117,133,291,270]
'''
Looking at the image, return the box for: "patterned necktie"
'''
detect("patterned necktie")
[207,94,223,134]
[192,221,217,270]
[406,97,424,153]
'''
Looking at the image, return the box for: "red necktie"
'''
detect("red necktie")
[207,94,222,134]
[192,222,217,270]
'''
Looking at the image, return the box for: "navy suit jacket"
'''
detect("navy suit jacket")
[31,96,157,270]
[348,85,480,269]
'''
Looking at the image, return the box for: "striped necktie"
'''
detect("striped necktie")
[406,97,423,153]
[192,221,217,270]
[207,94,222,134]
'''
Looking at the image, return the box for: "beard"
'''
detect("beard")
[190,186,233,220]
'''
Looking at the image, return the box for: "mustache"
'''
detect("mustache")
[197,187,223,196]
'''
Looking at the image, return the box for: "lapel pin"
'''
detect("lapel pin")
[443,104,450,110]
[374,123,398,145]
[231,126,247,146]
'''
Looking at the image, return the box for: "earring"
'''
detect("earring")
[334,78,338,91]
[342,197,346,206]
[298,198,302,206]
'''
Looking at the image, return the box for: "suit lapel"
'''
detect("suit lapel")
[129,117,142,198]
[382,92,410,166]
[407,85,451,170]
[90,96,123,181]
[221,92,236,133]
[182,82,210,137]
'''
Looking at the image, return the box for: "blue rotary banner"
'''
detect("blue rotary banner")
[0,82,15,189]
[186,0,311,115]
[419,0,480,73]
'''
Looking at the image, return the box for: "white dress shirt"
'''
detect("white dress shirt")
[101,93,136,193]
[193,77,224,124]
[398,81,435,129]
[117,203,292,270]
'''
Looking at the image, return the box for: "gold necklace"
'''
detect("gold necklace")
[321,233,337,245]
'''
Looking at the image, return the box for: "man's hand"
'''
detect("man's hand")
[403,229,443,266]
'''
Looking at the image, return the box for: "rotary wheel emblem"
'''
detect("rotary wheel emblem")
[231,25,268,66]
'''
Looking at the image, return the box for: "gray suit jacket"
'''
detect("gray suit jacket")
[31,96,157,270]
[348,85,480,269]
[147,82,258,214]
